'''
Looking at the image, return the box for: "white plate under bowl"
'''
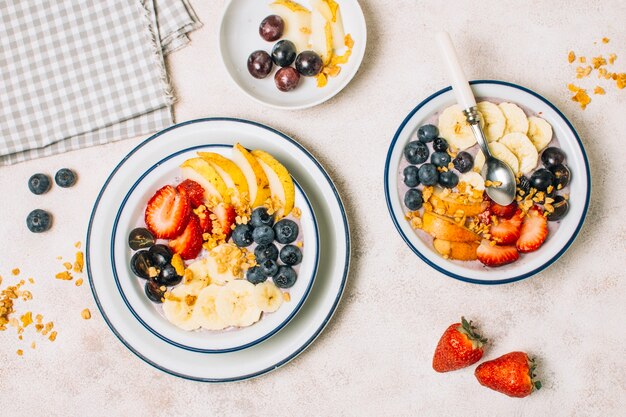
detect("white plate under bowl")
[87,118,350,381]
[111,144,319,353]
[219,0,367,110]
[384,80,591,285]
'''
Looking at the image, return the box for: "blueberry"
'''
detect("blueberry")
[273,265,297,288]
[260,259,279,277]
[417,124,439,143]
[26,209,52,233]
[547,195,569,221]
[550,164,571,188]
[404,141,429,164]
[145,280,165,303]
[431,151,451,167]
[541,147,566,169]
[273,219,299,244]
[418,163,439,186]
[232,223,254,247]
[438,171,459,189]
[433,137,449,152]
[403,165,420,188]
[246,266,267,284]
[404,189,423,210]
[452,152,474,173]
[518,176,531,194]
[28,173,51,195]
[156,264,182,286]
[130,250,153,279]
[252,225,275,245]
[530,169,555,192]
[54,168,77,188]
[250,207,275,228]
[128,227,155,250]
[255,243,279,262]
[280,244,302,265]
[148,244,172,267]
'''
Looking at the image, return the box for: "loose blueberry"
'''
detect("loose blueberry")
[404,189,423,210]
[246,266,267,284]
[156,264,182,286]
[145,280,165,303]
[403,165,420,188]
[438,171,459,189]
[232,223,254,247]
[417,124,439,143]
[518,176,531,194]
[260,259,279,277]
[26,209,52,233]
[418,163,439,186]
[250,207,275,228]
[28,173,51,195]
[431,151,451,168]
[130,250,153,279]
[54,168,77,188]
[550,164,571,189]
[404,141,429,164]
[274,219,299,244]
[433,137,449,152]
[273,265,297,288]
[547,195,570,221]
[148,244,172,267]
[530,169,555,192]
[252,225,275,245]
[541,147,566,169]
[452,152,474,173]
[255,243,279,262]
[128,227,155,250]
[280,244,302,265]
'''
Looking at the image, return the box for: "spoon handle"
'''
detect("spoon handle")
[436,31,476,110]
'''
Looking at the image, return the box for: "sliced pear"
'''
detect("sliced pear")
[197,152,250,205]
[310,0,345,50]
[269,0,311,52]
[231,143,271,208]
[180,158,228,205]
[251,150,295,219]
[310,9,333,64]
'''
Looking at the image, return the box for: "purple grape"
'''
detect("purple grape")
[295,51,323,76]
[259,15,284,42]
[274,67,300,92]
[247,50,273,79]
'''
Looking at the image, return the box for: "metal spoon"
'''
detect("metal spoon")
[436,31,516,206]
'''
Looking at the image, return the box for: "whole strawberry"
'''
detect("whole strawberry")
[474,351,542,398]
[432,317,487,372]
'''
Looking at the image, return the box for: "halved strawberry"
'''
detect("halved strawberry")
[169,215,203,260]
[477,208,492,225]
[213,203,236,239]
[144,185,190,239]
[197,212,212,234]
[489,210,523,245]
[477,241,519,267]
[490,201,518,219]
[516,207,548,253]
[176,179,205,208]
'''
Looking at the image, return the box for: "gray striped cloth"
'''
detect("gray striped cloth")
[0,0,201,166]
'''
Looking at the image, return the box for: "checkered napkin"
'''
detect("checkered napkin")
[0,0,201,166]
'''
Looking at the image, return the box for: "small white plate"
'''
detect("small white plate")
[384,81,591,285]
[219,0,367,109]
[87,118,350,381]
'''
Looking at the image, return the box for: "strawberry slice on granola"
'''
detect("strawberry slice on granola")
[489,210,523,245]
[169,215,203,260]
[213,202,236,239]
[176,179,205,208]
[144,185,190,239]
[516,207,548,253]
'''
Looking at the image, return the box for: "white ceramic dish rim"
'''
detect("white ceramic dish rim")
[218,0,367,110]
[384,80,591,285]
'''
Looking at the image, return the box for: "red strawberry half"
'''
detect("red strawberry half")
[475,351,541,398]
[144,185,190,239]
[197,212,213,234]
[213,203,236,239]
[433,317,487,373]
[169,215,203,260]
[516,207,548,253]
[490,201,518,219]
[489,210,523,245]
[176,179,205,208]
[477,241,519,267]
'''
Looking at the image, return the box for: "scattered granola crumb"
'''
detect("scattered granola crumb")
[73,251,84,273]
[56,256,62,260]
[594,86,606,95]
[63,262,73,270]
[568,51,575,63]
[578,56,586,63]
[75,278,83,287]
[31,341,36,349]
[608,53,617,65]
[295,241,303,248]
[20,311,33,327]
[28,277,34,284]
[17,349,23,356]
[48,331,57,342]
[74,241,82,249]
[55,271,72,281]
[11,268,20,276]
[283,292,291,302]
[602,37,609,44]
[592,56,607,69]
[81,309,91,320]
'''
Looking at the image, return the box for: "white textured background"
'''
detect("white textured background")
[1,1,625,416]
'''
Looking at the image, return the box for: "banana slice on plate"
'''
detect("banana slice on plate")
[205,244,245,285]
[499,133,538,175]
[215,280,261,328]
[162,281,205,331]
[499,102,529,135]
[458,171,486,191]
[476,101,506,142]
[438,104,484,150]
[254,281,284,313]
[527,116,553,152]
[473,142,520,175]
[191,284,227,331]
[186,258,211,286]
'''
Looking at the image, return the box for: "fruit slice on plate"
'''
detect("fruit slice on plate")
[180,158,228,205]
[231,143,271,208]
[254,281,284,313]
[162,281,205,331]
[213,202,236,239]
[476,240,519,267]
[215,280,261,328]
[489,210,522,245]
[476,101,506,142]
[205,243,244,285]
[527,116,553,152]
[169,215,203,260]
[191,284,227,331]
[516,207,548,253]
[251,150,295,218]
[310,9,333,65]
[144,185,190,239]
[438,104,484,150]
[310,0,345,50]
[269,0,311,52]
[429,187,487,217]
[474,141,520,175]
[186,258,211,286]
[498,132,538,175]
[422,211,481,243]
[433,239,479,261]
[197,152,250,205]
[458,171,486,191]
[498,102,529,135]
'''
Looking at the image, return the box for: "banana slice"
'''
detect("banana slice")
[191,284,227,331]
[527,116,553,152]
[458,171,485,191]
[205,244,245,285]
[216,280,261,328]
[498,102,529,135]
[162,282,204,331]
[438,104,484,150]
[254,281,284,313]
[473,142,520,175]
[186,259,211,286]
[499,133,538,175]
[476,101,506,142]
